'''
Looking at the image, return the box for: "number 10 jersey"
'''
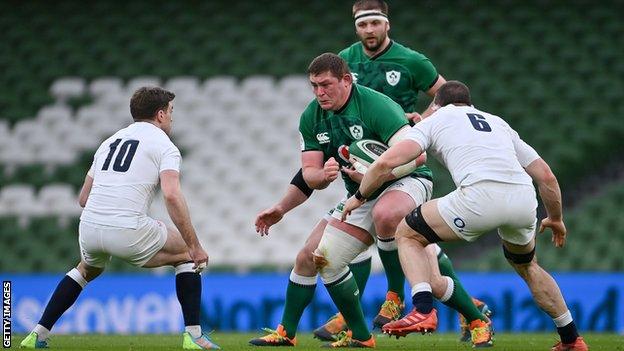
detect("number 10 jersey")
[80,122,181,229]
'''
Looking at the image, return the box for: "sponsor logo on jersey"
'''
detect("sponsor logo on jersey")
[351,72,359,83]
[338,145,350,163]
[386,70,401,86]
[299,132,306,150]
[316,132,330,144]
[349,125,363,140]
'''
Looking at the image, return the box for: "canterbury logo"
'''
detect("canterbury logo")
[316,132,330,144]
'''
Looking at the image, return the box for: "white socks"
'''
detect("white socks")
[185,325,202,338]
[66,268,87,288]
[553,310,573,327]
[411,282,432,297]
[439,276,454,302]
[33,324,50,341]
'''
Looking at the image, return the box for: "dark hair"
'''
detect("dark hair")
[434,81,472,106]
[130,87,175,121]
[307,53,351,79]
[353,0,388,16]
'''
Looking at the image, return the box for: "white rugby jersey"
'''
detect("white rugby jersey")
[80,122,181,228]
[406,105,539,187]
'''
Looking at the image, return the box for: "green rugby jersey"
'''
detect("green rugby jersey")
[299,84,433,199]
[338,40,438,113]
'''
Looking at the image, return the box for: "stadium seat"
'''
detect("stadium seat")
[50,77,86,103]
[1,0,622,272]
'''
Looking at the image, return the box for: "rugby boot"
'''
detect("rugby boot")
[381,308,438,338]
[313,313,348,341]
[19,332,48,349]
[551,337,589,351]
[372,291,404,329]
[460,297,493,342]
[249,324,297,346]
[469,319,493,348]
[183,332,221,350]
[322,331,376,348]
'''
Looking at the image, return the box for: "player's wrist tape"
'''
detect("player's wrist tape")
[354,189,367,202]
[354,10,388,25]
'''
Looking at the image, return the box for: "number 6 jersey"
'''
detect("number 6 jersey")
[80,122,181,229]
[406,105,540,188]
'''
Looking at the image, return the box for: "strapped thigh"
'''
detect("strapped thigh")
[404,205,442,244]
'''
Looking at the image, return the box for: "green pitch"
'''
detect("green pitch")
[11,333,624,350]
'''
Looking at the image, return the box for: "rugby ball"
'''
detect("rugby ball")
[348,139,388,173]
[348,139,419,177]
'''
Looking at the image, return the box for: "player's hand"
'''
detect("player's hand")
[341,165,363,183]
[324,157,340,183]
[406,112,423,124]
[255,205,284,236]
[415,152,427,167]
[340,195,365,222]
[188,245,209,273]
[539,217,567,248]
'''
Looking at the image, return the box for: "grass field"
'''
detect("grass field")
[10,332,624,350]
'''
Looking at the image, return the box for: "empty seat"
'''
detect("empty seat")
[126,76,162,94]
[50,77,86,102]
[89,77,124,97]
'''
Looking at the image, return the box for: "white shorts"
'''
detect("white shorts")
[79,218,168,268]
[331,177,433,236]
[437,181,538,245]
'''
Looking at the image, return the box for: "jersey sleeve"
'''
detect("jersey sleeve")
[299,105,320,151]
[405,117,434,150]
[364,93,409,144]
[510,128,540,167]
[160,144,182,172]
[405,53,438,92]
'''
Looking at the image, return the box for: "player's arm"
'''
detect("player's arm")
[341,139,423,220]
[524,159,566,247]
[511,125,566,248]
[418,75,446,119]
[160,170,203,251]
[78,173,93,208]
[302,151,339,189]
[361,140,423,198]
[388,125,427,168]
[255,169,313,235]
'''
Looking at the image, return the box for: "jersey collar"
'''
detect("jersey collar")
[366,40,394,61]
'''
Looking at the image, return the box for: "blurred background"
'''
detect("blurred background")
[1,0,623,335]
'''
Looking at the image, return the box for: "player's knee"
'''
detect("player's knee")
[77,261,104,282]
[395,219,412,241]
[314,225,368,284]
[295,247,316,273]
[372,206,402,239]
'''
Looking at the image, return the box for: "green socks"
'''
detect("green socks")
[437,252,461,281]
[348,257,372,299]
[325,272,371,341]
[280,272,317,338]
[377,239,405,301]
[437,255,487,323]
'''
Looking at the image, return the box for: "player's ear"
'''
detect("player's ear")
[343,73,353,84]
[156,108,166,122]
